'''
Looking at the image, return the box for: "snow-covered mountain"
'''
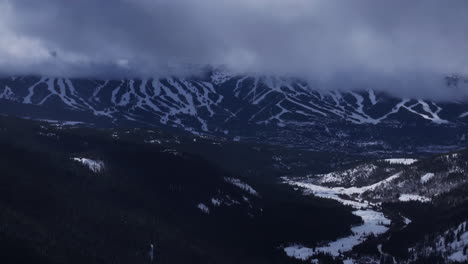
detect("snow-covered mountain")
[1,71,468,154]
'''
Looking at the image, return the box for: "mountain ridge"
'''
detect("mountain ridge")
[1,72,468,154]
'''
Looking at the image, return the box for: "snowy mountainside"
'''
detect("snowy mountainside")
[314,161,402,188]
[1,72,468,153]
[289,151,468,205]
[281,149,468,263]
[360,152,468,204]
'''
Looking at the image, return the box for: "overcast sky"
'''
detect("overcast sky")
[1,0,468,98]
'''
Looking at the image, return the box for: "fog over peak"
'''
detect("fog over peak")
[1,0,468,99]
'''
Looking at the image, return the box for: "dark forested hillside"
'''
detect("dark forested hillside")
[0,116,359,264]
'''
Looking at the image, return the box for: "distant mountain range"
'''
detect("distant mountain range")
[1,71,468,154]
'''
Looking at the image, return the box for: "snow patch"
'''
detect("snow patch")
[39,119,84,126]
[284,245,314,260]
[197,203,210,214]
[0,86,16,101]
[384,158,418,165]
[420,173,435,184]
[284,210,390,259]
[368,89,377,105]
[224,177,259,196]
[211,198,222,207]
[398,194,431,203]
[73,157,105,173]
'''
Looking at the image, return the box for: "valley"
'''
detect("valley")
[0,73,468,263]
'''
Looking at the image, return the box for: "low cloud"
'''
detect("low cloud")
[1,0,468,98]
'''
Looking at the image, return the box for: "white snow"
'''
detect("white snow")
[73,158,105,173]
[14,76,457,131]
[417,100,448,124]
[301,210,388,257]
[315,210,390,256]
[224,177,259,196]
[0,86,16,101]
[368,90,377,105]
[283,245,315,260]
[39,119,84,126]
[384,158,418,165]
[449,250,467,262]
[62,121,84,126]
[211,198,222,207]
[420,173,435,184]
[23,78,46,104]
[283,210,390,259]
[285,180,368,209]
[398,194,431,203]
[197,203,210,214]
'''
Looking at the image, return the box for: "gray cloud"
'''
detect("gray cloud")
[1,0,468,99]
